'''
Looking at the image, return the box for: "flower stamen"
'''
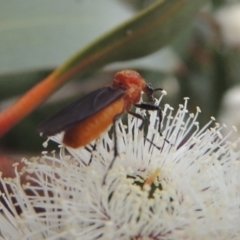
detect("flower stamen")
[143,168,161,188]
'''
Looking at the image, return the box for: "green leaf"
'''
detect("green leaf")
[0,0,133,74]
[56,0,209,79]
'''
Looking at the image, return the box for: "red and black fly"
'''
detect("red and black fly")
[38,70,163,183]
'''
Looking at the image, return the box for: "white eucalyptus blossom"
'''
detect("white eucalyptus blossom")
[0,95,240,240]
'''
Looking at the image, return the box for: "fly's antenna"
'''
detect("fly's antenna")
[153,88,163,92]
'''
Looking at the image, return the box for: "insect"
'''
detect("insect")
[38,70,163,183]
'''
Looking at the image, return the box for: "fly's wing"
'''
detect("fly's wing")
[38,87,125,136]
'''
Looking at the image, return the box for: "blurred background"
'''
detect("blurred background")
[1,0,240,158]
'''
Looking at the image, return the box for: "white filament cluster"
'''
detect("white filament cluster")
[0,96,240,240]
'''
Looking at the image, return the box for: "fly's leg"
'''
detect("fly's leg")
[135,102,172,150]
[128,111,149,130]
[88,143,97,165]
[129,107,162,151]
[102,115,120,185]
[134,102,162,135]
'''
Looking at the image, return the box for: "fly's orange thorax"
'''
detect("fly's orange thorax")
[112,70,146,110]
